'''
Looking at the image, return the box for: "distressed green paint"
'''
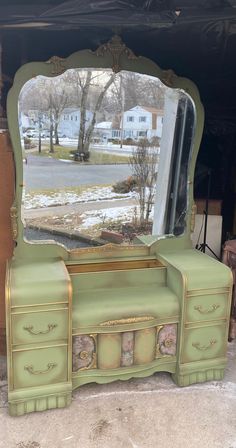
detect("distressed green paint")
[134,328,156,365]
[12,309,68,345]
[13,345,68,389]
[5,39,233,416]
[10,259,70,305]
[181,325,226,363]
[98,333,122,369]
[185,294,228,323]
[72,272,179,330]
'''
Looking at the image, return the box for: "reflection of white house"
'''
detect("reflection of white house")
[58,108,93,138]
[19,108,93,138]
[94,121,120,142]
[122,106,163,140]
[20,111,41,130]
[94,105,164,142]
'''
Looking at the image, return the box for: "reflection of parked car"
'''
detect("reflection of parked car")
[25,131,38,138]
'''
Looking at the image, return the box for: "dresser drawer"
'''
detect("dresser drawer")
[181,325,227,363]
[12,310,68,345]
[185,294,228,323]
[13,346,68,389]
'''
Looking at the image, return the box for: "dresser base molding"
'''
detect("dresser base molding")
[8,383,72,417]
[172,367,225,387]
[72,359,176,389]
[172,356,227,386]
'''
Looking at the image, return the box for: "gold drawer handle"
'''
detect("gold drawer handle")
[194,304,220,315]
[23,324,58,335]
[192,339,217,351]
[24,362,57,375]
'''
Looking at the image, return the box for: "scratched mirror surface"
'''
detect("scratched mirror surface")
[19,68,195,249]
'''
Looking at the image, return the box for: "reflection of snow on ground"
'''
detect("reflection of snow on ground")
[24,186,138,209]
[78,205,154,230]
[78,206,137,229]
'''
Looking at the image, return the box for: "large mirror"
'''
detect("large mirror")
[18,65,195,250]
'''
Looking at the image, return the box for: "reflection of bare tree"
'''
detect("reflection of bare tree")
[103,71,165,117]
[20,77,71,151]
[19,68,165,158]
[129,139,158,227]
[74,71,115,160]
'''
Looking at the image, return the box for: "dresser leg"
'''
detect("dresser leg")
[8,390,72,416]
[172,366,225,387]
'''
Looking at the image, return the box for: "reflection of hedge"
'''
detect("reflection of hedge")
[24,137,37,149]
[113,176,137,193]
[124,138,135,145]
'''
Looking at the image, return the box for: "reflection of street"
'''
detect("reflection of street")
[24,154,132,190]
[25,198,138,241]
[25,198,137,219]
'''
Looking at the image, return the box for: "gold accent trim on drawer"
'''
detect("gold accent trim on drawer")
[100,316,155,326]
[23,324,58,335]
[67,259,164,274]
[187,288,230,297]
[11,301,68,309]
[24,362,57,375]
[192,339,217,351]
[194,304,220,315]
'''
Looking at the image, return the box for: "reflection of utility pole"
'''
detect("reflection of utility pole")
[120,73,124,148]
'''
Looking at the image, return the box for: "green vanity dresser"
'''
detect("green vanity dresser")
[5,36,232,415]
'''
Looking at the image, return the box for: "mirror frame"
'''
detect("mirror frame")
[7,35,204,262]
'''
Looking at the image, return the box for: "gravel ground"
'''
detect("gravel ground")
[24,227,90,249]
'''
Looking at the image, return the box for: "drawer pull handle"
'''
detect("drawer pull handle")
[24,362,57,375]
[23,324,58,335]
[194,304,220,315]
[192,339,217,351]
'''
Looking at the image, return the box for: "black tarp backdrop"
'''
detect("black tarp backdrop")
[1,0,236,237]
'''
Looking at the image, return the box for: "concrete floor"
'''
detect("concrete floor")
[0,340,236,448]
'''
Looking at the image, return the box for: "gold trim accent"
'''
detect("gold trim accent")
[11,301,68,309]
[78,334,97,371]
[100,316,155,326]
[192,339,217,351]
[155,325,164,358]
[24,362,57,375]
[67,259,163,274]
[163,338,174,348]
[70,243,147,255]
[72,316,179,334]
[12,343,67,352]
[187,287,229,297]
[11,307,68,315]
[23,323,58,335]
[79,351,89,360]
[6,262,14,390]
[46,56,66,75]
[194,304,220,315]
[190,202,197,232]
[10,206,18,240]
[60,260,73,382]
[95,35,137,73]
